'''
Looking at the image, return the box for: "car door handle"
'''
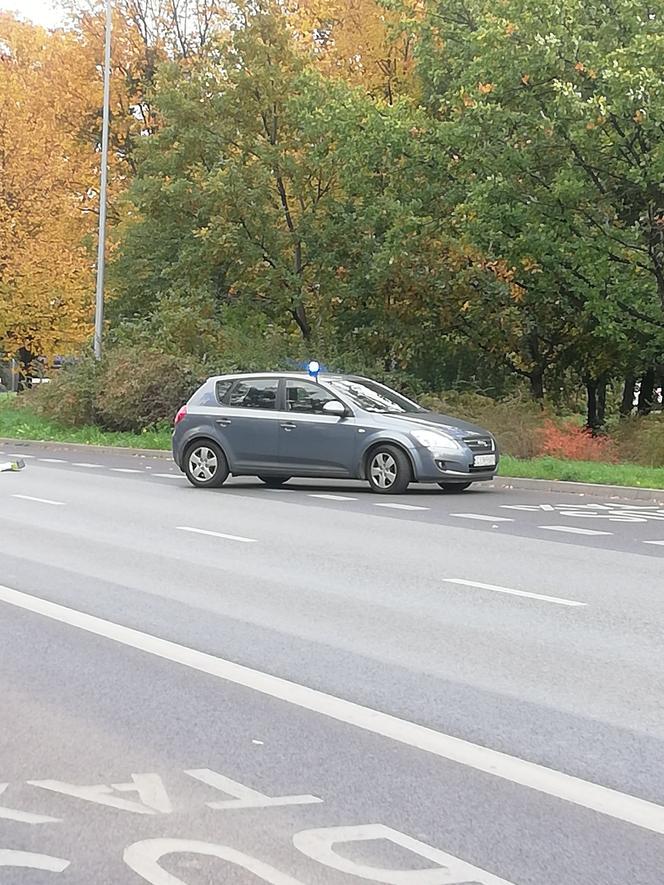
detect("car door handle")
[216,418,232,427]
[280,422,297,431]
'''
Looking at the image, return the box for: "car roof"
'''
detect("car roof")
[206,372,366,384]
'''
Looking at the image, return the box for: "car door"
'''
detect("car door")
[277,379,358,476]
[216,376,282,473]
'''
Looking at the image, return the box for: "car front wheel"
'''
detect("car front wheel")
[367,445,411,495]
[184,441,229,488]
[438,482,472,493]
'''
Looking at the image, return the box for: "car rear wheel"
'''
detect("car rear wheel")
[367,445,411,495]
[258,475,291,488]
[437,482,472,493]
[184,441,229,489]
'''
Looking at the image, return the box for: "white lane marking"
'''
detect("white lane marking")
[500,505,539,512]
[72,462,103,468]
[308,494,358,502]
[443,578,586,608]
[0,784,60,824]
[450,513,513,522]
[6,453,35,459]
[176,526,257,544]
[644,540,664,546]
[110,467,142,473]
[540,504,555,511]
[541,525,612,536]
[0,850,69,872]
[0,585,662,836]
[12,494,65,507]
[373,502,429,511]
[185,769,320,809]
[153,473,184,479]
[37,458,67,464]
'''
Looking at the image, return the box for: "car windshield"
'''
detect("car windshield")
[329,379,425,414]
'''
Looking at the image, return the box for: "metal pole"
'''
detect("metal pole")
[94,0,112,360]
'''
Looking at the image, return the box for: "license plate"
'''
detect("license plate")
[473,453,496,468]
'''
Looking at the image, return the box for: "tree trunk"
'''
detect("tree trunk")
[619,374,636,418]
[585,377,599,433]
[637,367,656,416]
[597,374,608,427]
[529,369,544,400]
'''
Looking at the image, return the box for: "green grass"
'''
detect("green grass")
[2,394,664,488]
[500,454,664,490]
[0,394,171,450]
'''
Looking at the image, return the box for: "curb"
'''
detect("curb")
[2,437,664,503]
[0,438,171,460]
[490,475,664,504]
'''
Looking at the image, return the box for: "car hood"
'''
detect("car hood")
[375,411,492,439]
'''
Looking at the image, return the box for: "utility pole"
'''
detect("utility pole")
[93,0,112,360]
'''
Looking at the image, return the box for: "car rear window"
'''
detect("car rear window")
[228,378,279,410]
[215,380,232,403]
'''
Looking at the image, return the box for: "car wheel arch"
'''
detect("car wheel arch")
[183,436,233,472]
[360,440,416,481]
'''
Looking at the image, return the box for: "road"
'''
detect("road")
[1,442,663,884]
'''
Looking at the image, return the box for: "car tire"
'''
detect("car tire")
[258,475,291,488]
[184,440,229,489]
[367,445,411,495]
[437,482,472,493]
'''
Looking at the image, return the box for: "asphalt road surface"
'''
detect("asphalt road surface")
[1,442,663,884]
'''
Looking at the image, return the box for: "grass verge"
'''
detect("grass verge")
[0,395,171,450]
[500,455,664,490]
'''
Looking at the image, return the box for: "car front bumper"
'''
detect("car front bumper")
[410,446,498,484]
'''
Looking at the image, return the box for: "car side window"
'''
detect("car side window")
[286,380,337,414]
[215,380,233,404]
[228,378,279,410]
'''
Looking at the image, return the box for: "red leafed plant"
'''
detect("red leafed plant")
[538,419,619,462]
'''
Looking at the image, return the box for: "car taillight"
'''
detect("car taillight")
[174,405,187,426]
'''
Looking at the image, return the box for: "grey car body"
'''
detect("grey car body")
[172,372,498,493]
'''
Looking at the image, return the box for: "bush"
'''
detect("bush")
[94,347,203,432]
[29,357,102,427]
[538,419,619,462]
[612,415,664,467]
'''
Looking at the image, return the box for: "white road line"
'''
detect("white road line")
[644,540,664,547]
[500,505,539,512]
[176,526,257,544]
[37,458,67,464]
[6,453,34,459]
[450,513,513,522]
[72,462,103,468]
[541,525,612,536]
[443,578,586,608]
[308,494,358,501]
[373,502,429,511]
[153,473,183,479]
[12,494,65,507]
[0,584,662,836]
[540,504,555,511]
[110,467,142,474]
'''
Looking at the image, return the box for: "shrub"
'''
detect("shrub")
[612,415,664,467]
[538,419,619,462]
[29,357,102,427]
[94,347,203,432]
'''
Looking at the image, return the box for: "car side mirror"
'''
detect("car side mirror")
[322,400,347,417]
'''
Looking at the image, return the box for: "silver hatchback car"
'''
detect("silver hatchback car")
[172,372,498,494]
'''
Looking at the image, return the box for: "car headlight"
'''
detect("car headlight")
[411,430,463,455]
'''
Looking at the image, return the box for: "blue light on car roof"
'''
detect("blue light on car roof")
[307,360,321,380]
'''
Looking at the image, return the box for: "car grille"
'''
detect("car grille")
[463,436,495,453]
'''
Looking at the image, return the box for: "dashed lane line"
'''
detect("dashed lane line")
[37,458,67,464]
[12,494,66,507]
[373,502,429,511]
[450,513,514,523]
[153,473,184,479]
[109,467,142,474]
[443,578,586,608]
[72,462,104,468]
[644,540,664,547]
[176,525,257,544]
[540,525,612,536]
[308,494,358,501]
